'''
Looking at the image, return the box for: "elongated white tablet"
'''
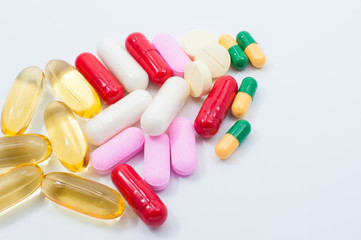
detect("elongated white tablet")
[141,77,190,136]
[182,30,217,60]
[86,89,152,146]
[184,61,212,98]
[97,37,149,92]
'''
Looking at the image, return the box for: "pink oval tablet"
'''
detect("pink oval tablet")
[144,134,170,191]
[169,117,197,176]
[153,34,191,78]
[91,127,144,174]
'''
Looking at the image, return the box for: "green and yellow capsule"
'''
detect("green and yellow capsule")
[231,77,258,118]
[236,31,266,68]
[219,34,248,70]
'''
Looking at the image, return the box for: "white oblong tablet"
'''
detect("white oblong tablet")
[97,37,149,92]
[184,61,212,98]
[141,77,190,136]
[85,89,152,146]
[182,30,217,60]
[194,43,231,78]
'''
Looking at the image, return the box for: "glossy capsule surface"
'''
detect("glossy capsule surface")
[42,172,125,219]
[236,31,266,68]
[0,164,43,213]
[45,60,101,118]
[75,52,124,105]
[219,34,248,70]
[112,164,168,227]
[194,75,238,138]
[125,32,172,86]
[0,134,52,170]
[231,77,258,118]
[44,101,89,172]
[2,66,44,135]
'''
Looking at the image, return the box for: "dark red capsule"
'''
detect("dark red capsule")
[125,32,172,86]
[75,52,124,105]
[194,75,238,138]
[111,164,168,227]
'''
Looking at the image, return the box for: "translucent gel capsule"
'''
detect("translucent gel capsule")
[42,172,125,219]
[44,101,89,172]
[0,164,43,213]
[45,60,101,118]
[1,66,44,135]
[0,134,52,170]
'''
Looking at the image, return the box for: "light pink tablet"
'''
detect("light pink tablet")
[169,117,197,176]
[91,127,144,174]
[153,34,191,78]
[144,134,170,191]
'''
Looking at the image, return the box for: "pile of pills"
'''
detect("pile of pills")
[0,30,265,227]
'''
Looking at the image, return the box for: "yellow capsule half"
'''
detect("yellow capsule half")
[1,66,44,135]
[44,101,89,172]
[215,133,240,160]
[231,92,252,118]
[244,43,266,68]
[0,134,52,170]
[42,172,125,219]
[45,60,101,118]
[0,164,43,213]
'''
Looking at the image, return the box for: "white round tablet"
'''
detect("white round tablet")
[182,30,217,60]
[184,61,212,98]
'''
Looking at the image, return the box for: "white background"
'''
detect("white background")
[0,0,361,239]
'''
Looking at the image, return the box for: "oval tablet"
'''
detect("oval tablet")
[86,89,152,146]
[182,30,217,60]
[91,127,145,175]
[184,61,212,98]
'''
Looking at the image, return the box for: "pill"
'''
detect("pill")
[91,127,145,175]
[194,75,238,138]
[169,117,197,176]
[42,172,125,219]
[75,52,124,105]
[182,30,217,60]
[184,61,212,98]
[144,134,170,191]
[231,77,258,118]
[236,31,266,68]
[86,89,152,146]
[44,101,89,172]
[45,60,101,118]
[0,134,52,170]
[194,43,231,78]
[219,34,248,70]
[125,32,172,86]
[1,66,44,135]
[215,120,251,159]
[0,164,43,213]
[153,34,191,78]
[111,164,168,227]
[96,37,149,92]
[141,77,190,136]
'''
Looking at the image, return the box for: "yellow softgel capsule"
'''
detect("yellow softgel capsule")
[45,60,101,118]
[0,134,52,170]
[44,101,89,172]
[42,172,125,219]
[0,164,43,213]
[1,66,44,135]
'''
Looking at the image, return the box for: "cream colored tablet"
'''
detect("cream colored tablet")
[184,61,212,98]
[194,43,231,78]
[182,30,217,60]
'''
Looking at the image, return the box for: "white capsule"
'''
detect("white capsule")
[141,77,190,136]
[85,89,152,146]
[97,37,149,92]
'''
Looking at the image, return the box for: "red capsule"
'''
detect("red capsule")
[125,32,172,86]
[111,164,168,227]
[194,75,238,138]
[75,52,124,105]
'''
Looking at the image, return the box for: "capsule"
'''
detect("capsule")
[42,172,125,219]
[0,134,52,170]
[45,60,101,118]
[44,101,89,172]
[236,31,266,68]
[75,52,124,105]
[0,164,43,213]
[231,77,258,118]
[111,164,168,227]
[1,66,44,135]
[194,75,238,138]
[219,34,248,70]
[125,32,172,86]
[215,120,251,159]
